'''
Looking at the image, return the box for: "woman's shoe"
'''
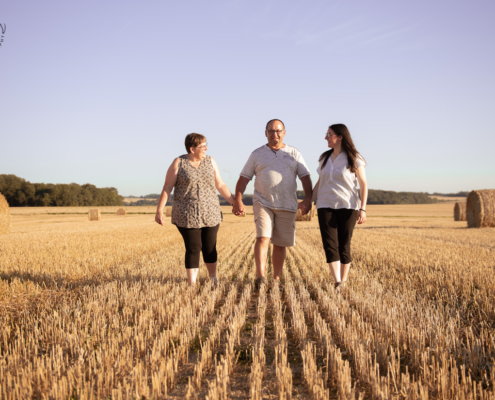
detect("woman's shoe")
[211,277,219,289]
[334,281,342,293]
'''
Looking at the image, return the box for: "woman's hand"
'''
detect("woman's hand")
[232,199,246,216]
[298,199,311,215]
[357,210,366,224]
[155,211,165,226]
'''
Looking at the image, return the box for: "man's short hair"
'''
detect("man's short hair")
[185,133,206,154]
[266,119,285,130]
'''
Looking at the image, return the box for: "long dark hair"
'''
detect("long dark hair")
[319,124,364,173]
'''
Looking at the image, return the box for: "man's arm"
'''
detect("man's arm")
[233,176,250,216]
[298,175,313,215]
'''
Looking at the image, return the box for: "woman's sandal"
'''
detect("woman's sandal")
[334,281,342,292]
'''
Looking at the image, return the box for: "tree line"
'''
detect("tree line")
[0,175,124,207]
[296,189,438,205]
[1,173,440,207]
[129,190,438,207]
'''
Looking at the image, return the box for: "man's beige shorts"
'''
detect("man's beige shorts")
[253,203,296,247]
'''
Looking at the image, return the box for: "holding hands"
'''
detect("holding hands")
[297,198,312,215]
[232,198,246,217]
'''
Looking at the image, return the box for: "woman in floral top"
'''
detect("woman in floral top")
[155,133,236,286]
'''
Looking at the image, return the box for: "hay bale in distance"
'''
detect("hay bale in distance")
[117,208,126,216]
[165,207,172,217]
[466,190,495,228]
[453,202,466,221]
[88,209,101,221]
[0,193,11,235]
[296,200,312,221]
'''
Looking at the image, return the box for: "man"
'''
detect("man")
[233,119,312,289]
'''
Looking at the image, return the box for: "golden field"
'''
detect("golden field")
[1,203,494,399]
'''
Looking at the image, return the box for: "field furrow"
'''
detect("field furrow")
[292,223,495,399]
[1,209,495,399]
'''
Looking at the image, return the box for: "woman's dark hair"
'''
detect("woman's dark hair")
[319,124,364,173]
[185,133,206,154]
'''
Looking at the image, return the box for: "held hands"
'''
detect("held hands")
[298,199,312,215]
[357,210,366,224]
[232,199,246,217]
[155,211,165,226]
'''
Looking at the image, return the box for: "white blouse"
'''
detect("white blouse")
[316,152,366,210]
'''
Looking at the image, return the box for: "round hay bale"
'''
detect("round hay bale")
[165,207,172,217]
[466,190,495,228]
[0,193,11,235]
[453,202,466,221]
[88,209,101,221]
[296,200,312,221]
[117,208,126,216]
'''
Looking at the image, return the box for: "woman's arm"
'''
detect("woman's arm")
[155,158,180,226]
[355,166,368,224]
[311,178,320,203]
[211,157,235,206]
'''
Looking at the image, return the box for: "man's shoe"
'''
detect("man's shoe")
[211,277,219,289]
[273,279,284,293]
[254,277,267,290]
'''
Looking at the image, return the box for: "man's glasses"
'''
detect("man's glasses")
[267,130,284,134]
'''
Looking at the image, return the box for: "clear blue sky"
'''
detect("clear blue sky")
[1,0,494,196]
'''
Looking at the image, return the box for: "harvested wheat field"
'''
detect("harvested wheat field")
[1,204,494,399]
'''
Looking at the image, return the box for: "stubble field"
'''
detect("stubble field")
[1,203,494,399]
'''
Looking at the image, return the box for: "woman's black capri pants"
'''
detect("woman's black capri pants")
[176,224,220,269]
[317,208,358,264]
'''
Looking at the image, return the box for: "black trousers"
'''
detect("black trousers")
[176,224,220,269]
[317,208,358,264]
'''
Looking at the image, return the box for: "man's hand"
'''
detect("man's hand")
[155,211,165,226]
[232,199,246,217]
[298,199,312,215]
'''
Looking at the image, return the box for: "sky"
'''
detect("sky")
[1,0,494,196]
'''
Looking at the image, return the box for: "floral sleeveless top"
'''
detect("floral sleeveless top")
[172,155,222,228]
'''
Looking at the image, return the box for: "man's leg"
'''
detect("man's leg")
[253,204,274,280]
[272,245,286,281]
[271,209,296,281]
[254,237,271,278]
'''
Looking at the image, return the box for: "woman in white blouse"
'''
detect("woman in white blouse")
[312,124,368,292]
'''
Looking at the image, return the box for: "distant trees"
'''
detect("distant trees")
[297,189,438,205]
[432,191,468,197]
[0,175,124,206]
[366,190,437,204]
